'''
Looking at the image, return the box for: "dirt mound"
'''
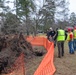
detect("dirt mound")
[0,33,47,74]
[0,33,34,74]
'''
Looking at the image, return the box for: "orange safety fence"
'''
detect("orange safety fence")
[26,36,56,75]
[2,36,56,75]
[2,53,25,75]
[26,36,45,46]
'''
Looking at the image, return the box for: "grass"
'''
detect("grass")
[2,40,76,75]
[54,41,76,75]
[26,33,76,75]
[25,41,76,75]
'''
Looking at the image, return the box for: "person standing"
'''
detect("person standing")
[46,27,56,46]
[67,28,74,54]
[54,28,67,58]
[47,27,55,41]
[73,26,76,51]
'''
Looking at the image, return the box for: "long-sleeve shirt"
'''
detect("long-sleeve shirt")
[47,30,56,40]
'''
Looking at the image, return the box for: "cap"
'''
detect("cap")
[68,28,71,31]
[74,26,76,29]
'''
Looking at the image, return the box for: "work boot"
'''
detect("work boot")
[71,52,74,54]
[62,54,64,56]
[58,56,61,58]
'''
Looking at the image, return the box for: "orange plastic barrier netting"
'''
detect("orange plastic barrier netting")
[26,36,56,75]
[2,36,56,75]
[2,53,25,75]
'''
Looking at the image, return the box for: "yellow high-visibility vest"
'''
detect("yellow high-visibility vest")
[57,29,65,41]
[73,30,76,39]
[67,32,73,41]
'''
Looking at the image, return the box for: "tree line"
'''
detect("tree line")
[0,0,76,35]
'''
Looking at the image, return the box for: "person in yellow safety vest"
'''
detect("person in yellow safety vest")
[73,26,76,51]
[67,28,74,54]
[54,28,67,58]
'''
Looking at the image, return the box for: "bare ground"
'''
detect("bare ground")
[26,42,76,75]
[25,46,47,75]
[1,37,76,75]
[54,42,76,75]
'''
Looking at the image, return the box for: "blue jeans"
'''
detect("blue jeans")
[68,41,74,54]
[73,39,76,51]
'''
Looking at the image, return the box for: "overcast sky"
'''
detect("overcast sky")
[69,0,76,13]
[6,0,76,14]
[35,0,76,14]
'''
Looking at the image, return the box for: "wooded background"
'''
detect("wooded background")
[0,0,76,35]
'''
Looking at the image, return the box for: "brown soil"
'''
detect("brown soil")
[0,33,35,74]
[25,46,47,75]
[0,45,46,75]
[0,33,76,75]
[0,34,47,75]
